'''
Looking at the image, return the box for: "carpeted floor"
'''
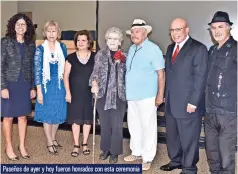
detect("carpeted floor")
[1,123,210,174]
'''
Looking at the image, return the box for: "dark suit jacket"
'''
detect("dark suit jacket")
[1,37,35,89]
[165,37,208,118]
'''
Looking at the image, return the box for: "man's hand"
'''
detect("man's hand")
[1,89,9,99]
[155,95,164,107]
[187,103,196,113]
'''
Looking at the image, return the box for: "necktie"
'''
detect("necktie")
[172,45,180,64]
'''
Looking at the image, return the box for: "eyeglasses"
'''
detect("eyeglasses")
[169,27,186,33]
[128,47,142,71]
[16,23,27,28]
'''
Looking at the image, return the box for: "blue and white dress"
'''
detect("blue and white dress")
[34,43,67,124]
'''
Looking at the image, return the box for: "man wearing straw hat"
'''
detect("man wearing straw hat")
[124,19,165,171]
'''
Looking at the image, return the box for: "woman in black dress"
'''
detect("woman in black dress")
[1,13,36,160]
[64,30,95,157]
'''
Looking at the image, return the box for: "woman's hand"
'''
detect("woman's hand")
[37,91,43,105]
[65,92,72,103]
[30,90,36,99]
[1,89,9,99]
[91,80,99,95]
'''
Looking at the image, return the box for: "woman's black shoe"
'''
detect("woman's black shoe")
[5,150,19,161]
[71,145,80,157]
[99,151,110,160]
[81,142,90,155]
[47,145,58,155]
[53,140,63,149]
[109,155,118,164]
[18,146,30,159]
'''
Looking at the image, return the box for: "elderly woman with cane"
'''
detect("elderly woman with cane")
[90,27,126,164]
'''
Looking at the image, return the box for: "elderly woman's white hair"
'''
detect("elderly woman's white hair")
[105,27,124,44]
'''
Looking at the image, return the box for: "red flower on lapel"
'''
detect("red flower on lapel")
[114,50,126,63]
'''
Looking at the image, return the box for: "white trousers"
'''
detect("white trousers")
[127,97,157,162]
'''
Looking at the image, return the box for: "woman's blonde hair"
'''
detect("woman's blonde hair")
[42,20,61,40]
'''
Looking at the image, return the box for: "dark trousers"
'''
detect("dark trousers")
[166,99,202,174]
[205,112,237,174]
[96,98,126,155]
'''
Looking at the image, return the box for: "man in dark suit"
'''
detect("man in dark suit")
[160,18,208,174]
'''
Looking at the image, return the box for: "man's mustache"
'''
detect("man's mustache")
[132,37,139,40]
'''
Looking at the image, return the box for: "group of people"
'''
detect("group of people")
[1,13,96,160]
[1,10,237,174]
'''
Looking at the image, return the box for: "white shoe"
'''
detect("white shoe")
[124,155,142,162]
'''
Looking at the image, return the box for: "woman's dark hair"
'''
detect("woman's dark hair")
[6,13,35,44]
[74,30,94,50]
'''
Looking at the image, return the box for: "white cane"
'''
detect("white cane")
[92,94,97,164]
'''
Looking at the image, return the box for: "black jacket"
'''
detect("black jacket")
[1,37,35,89]
[165,37,208,118]
[206,37,237,114]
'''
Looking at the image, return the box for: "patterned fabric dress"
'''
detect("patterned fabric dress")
[34,43,67,124]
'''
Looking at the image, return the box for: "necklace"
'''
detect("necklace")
[49,52,59,64]
[17,39,24,43]
[76,51,90,64]
[77,51,89,59]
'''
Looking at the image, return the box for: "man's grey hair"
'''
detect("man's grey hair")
[105,27,124,43]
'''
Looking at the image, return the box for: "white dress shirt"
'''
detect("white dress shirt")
[173,35,190,54]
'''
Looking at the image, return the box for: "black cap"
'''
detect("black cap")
[208,11,233,26]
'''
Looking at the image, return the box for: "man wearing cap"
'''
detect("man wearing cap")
[123,19,165,171]
[205,11,237,174]
[160,18,208,174]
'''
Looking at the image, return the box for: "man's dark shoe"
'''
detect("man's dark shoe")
[99,151,110,160]
[109,155,118,164]
[160,163,182,171]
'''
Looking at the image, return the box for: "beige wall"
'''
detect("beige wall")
[1,1,18,36]
[2,1,237,53]
[17,1,96,39]
[98,1,237,53]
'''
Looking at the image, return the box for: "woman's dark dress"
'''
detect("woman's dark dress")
[66,52,95,125]
[1,42,31,117]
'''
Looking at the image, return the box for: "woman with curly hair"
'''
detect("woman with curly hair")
[1,13,36,161]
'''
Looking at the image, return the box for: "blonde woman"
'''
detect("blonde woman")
[34,21,67,155]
